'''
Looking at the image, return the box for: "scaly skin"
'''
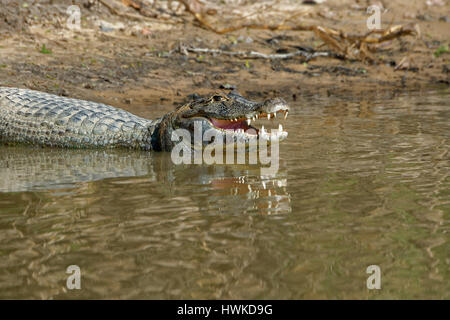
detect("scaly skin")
[0,87,157,150]
[0,87,289,151]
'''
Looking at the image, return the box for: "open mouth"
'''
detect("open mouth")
[208,109,289,140]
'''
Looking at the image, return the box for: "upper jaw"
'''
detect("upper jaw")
[248,97,289,120]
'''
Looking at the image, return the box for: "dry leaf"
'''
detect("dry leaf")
[122,0,141,10]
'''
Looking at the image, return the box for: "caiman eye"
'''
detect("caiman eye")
[212,95,225,102]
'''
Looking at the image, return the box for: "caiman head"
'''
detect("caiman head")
[152,90,289,151]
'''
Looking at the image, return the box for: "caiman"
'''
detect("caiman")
[0,87,289,151]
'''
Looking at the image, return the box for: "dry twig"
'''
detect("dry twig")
[181,44,340,61]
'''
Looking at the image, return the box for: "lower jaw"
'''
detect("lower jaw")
[221,128,288,141]
[204,130,288,145]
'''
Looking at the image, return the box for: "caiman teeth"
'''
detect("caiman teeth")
[209,108,288,140]
[228,109,288,122]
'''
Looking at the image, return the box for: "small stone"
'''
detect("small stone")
[417,14,433,21]
[100,25,115,32]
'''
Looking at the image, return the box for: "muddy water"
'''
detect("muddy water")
[0,87,448,299]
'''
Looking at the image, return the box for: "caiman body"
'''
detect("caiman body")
[0,87,289,151]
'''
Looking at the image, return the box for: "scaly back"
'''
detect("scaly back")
[0,87,155,149]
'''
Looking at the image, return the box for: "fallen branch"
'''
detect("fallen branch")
[311,24,420,61]
[181,45,341,61]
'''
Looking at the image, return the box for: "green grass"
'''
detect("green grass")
[434,45,448,57]
[39,44,52,54]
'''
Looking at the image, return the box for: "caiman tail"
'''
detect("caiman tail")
[0,87,158,150]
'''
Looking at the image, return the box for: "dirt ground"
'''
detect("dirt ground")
[0,0,448,112]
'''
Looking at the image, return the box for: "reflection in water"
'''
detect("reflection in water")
[0,147,291,215]
[0,149,154,192]
[0,88,448,299]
